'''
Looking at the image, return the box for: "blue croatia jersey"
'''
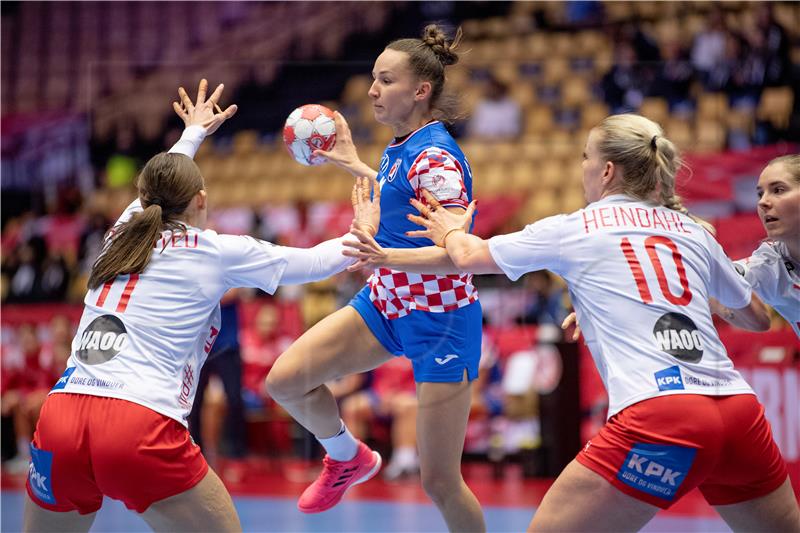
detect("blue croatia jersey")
[368,121,478,319]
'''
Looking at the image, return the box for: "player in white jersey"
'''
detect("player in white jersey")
[24,80,381,533]
[715,155,800,336]
[265,25,486,531]
[343,114,800,531]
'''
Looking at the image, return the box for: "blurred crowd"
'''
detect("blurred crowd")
[2,0,798,478]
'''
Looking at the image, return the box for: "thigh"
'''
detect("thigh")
[398,302,482,383]
[713,477,800,532]
[528,459,659,532]
[27,394,103,515]
[577,395,729,509]
[416,379,472,480]
[24,493,96,533]
[700,394,790,506]
[142,468,241,533]
[90,398,209,514]
[269,306,394,394]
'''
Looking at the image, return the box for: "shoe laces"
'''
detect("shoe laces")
[319,455,361,488]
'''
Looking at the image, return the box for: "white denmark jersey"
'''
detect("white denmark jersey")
[52,200,354,426]
[488,195,754,417]
[736,240,800,337]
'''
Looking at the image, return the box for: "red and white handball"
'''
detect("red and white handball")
[283,104,337,166]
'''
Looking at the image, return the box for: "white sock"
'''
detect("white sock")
[17,438,30,459]
[391,446,418,467]
[317,421,359,461]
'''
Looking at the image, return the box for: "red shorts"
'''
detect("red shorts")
[26,393,208,514]
[576,393,788,509]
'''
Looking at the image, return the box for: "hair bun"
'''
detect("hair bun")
[421,24,460,67]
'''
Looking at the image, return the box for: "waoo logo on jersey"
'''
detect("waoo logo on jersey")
[652,312,703,363]
[75,315,128,365]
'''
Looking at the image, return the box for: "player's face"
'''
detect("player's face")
[581,129,607,203]
[369,49,421,128]
[757,162,800,242]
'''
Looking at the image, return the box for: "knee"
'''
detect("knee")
[264,366,295,403]
[420,469,457,504]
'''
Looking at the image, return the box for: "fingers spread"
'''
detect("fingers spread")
[178,87,194,111]
[370,175,381,201]
[360,176,370,203]
[172,101,187,118]
[196,79,208,105]
[464,200,478,220]
[333,111,354,143]
[208,83,225,106]
[223,104,238,118]
[409,198,426,214]
[406,214,431,228]
[420,188,441,209]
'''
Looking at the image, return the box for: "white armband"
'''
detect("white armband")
[168,125,207,159]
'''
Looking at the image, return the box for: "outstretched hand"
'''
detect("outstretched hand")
[350,175,381,237]
[173,79,238,135]
[406,189,477,247]
[342,225,387,273]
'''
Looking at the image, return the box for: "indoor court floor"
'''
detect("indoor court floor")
[1,459,731,532]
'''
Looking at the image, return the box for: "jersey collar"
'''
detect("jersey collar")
[388,121,440,148]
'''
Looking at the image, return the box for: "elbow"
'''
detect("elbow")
[750,296,772,332]
[752,314,771,332]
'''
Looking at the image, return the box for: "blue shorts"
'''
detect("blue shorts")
[349,285,482,383]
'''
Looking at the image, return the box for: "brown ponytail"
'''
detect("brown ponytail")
[386,24,463,123]
[88,153,204,289]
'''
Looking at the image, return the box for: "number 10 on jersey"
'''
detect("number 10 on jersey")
[620,236,693,306]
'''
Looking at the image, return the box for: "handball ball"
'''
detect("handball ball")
[283,104,337,166]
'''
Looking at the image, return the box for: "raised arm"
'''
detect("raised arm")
[115,79,237,227]
[312,111,377,179]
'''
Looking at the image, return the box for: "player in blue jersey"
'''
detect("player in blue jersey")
[265,25,486,531]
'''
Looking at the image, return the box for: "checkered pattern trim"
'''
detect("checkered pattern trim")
[368,268,479,319]
[408,147,469,209]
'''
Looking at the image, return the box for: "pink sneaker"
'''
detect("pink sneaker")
[297,442,382,513]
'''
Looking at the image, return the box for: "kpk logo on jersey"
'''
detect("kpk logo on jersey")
[652,312,703,363]
[75,315,129,365]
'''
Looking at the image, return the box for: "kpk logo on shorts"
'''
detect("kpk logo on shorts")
[652,312,703,363]
[75,315,129,365]
[617,443,696,500]
[654,365,684,391]
[28,444,56,505]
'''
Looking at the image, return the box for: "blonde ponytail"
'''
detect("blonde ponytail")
[596,114,716,234]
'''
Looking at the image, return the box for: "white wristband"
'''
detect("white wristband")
[168,125,207,159]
